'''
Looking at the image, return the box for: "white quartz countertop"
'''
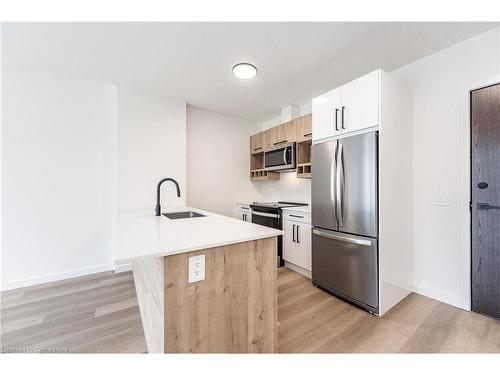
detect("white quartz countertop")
[115,206,282,264]
[236,201,255,206]
[282,205,311,213]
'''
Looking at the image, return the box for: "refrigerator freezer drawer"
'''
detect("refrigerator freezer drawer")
[312,228,378,311]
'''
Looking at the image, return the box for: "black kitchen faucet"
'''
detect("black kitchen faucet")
[155,178,181,216]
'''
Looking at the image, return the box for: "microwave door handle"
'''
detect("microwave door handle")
[283,148,288,164]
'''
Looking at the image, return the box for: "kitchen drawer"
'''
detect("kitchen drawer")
[283,210,311,224]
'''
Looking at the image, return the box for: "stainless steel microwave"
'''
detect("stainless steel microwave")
[264,142,296,171]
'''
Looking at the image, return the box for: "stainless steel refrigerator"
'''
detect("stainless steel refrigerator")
[311,131,379,314]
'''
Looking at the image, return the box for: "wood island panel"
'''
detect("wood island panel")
[132,256,165,353]
[163,237,277,353]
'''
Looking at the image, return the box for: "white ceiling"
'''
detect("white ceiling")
[2,22,498,122]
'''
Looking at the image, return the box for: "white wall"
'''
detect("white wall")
[1,67,117,289]
[254,172,311,205]
[186,107,262,217]
[392,26,500,309]
[117,87,186,211]
[261,103,312,131]
[1,67,188,289]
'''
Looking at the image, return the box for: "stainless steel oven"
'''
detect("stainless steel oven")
[264,142,296,171]
[250,201,308,268]
[251,209,280,229]
[251,208,283,267]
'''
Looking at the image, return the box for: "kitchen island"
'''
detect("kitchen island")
[115,207,282,353]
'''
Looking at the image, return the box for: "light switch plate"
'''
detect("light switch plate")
[434,192,451,206]
[188,254,205,283]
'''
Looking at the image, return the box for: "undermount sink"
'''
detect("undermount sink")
[162,211,206,219]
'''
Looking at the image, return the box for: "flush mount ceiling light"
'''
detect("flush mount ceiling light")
[232,63,257,80]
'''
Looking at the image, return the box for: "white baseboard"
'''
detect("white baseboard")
[1,264,115,291]
[412,283,466,310]
[114,263,132,273]
[284,261,311,279]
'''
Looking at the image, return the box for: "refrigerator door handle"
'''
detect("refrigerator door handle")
[330,143,337,224]
[336,142,344,227]
[312,229,372,246]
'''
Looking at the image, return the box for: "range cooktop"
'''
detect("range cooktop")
[250,201,308,209]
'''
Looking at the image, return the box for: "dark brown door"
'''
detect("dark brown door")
[471,83,500,319]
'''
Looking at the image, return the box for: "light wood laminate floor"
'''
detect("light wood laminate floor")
[2,267,500,353]
[0,271,146,353]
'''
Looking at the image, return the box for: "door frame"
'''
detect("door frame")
[468,75,500,311]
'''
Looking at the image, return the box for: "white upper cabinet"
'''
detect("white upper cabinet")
[340,70,380,134]
[312,87,341,141]
[312,69,380,142]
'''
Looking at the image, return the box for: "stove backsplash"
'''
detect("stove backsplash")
[253,171,311,205]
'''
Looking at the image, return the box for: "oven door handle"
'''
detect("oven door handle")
[251,211,280,219]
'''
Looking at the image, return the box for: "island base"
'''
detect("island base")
[133,237,278,353]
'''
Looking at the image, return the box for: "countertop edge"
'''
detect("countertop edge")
[281,206,311,213]
[115,231,281,264]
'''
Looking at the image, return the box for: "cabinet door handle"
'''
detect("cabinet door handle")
[335,108,339,131]
[296,225,300,244]
[253,147,262,151]
[303,132,312,138]
[274,140,287,146]
[341,106,345,129]
[292,224,296,242]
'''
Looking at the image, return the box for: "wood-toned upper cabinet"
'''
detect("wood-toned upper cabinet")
[263,122,295,149]
[250,132,264,154]
[294,114,312,142]
[263,128,275,149]
[274,121,296,146]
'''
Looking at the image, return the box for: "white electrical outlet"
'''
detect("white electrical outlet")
[188,254,205,283]
[434,192,451,206]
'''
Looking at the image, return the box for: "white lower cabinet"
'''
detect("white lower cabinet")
[236,203,252,222]
[283,211,311,275]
